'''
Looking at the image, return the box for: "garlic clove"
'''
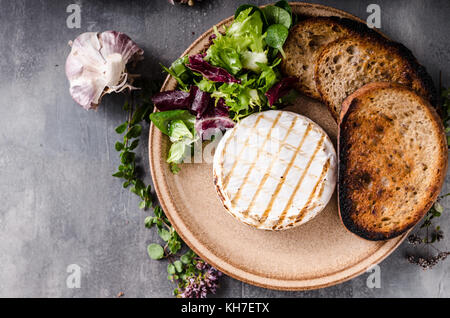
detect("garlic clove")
[65,31,144,110]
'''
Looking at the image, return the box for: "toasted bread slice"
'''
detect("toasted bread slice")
[338,83,447,241]
[282,17,369,99]
[315,35,436,121]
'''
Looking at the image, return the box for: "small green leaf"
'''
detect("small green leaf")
[147,244,164,260]
[170,163,181,174]
[115,122,128,134]
[125,124,142,139]
[167,263,176,275]
[115,142,124,151]
[154,206,163,218]
[139,201,146,209]
[144,216,155,228]
[158,228,171,242]
[265,24,289,58]
[112,171,124,178]
[173,260,183,273]
[135,179,145,191]
[180,254,191,264]
[121,151,135,164]
[131,107,147,125]
[263,5,292,29]
[168,236,182,254]
[129,139,140,150]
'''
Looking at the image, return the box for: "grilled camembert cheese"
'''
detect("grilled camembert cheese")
[213,110,337,230]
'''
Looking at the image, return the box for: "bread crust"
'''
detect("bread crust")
[338,83,447,241]
[315,34,437,122]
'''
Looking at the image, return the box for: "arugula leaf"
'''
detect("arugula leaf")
[275,1,292,15]
[275,0,295,24]
[265,24,289,58]
[263,5,292,29]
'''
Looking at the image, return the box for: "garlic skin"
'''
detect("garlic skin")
[65,31,144,110]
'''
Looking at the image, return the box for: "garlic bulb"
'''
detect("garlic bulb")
[65,31,144,110]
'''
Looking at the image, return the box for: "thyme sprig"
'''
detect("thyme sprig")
[112,80,221,297]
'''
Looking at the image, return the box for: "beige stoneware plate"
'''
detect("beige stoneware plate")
[149,2,406,290]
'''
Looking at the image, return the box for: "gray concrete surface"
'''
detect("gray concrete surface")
[0,0,449,298]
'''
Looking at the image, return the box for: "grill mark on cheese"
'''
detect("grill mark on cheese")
[274,135,326,228]
[240,116,298,217]
[222,115,263,190]
[317,172,328,198]
[220,123,238,160]
[258,123,313,224]
[230,112,282,208]
[293,158,331,224]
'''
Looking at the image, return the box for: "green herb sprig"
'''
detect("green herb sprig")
[112,80,221,297]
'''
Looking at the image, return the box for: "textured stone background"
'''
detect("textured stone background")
[0,0,449,297]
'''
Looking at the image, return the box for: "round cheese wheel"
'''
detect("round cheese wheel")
[213,110,337,230]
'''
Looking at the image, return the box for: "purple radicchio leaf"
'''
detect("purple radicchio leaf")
[265,77,297,106]
[151,86,197,111]
[186,54,240,84]
[190,86,211,118]
[195,98,235,140]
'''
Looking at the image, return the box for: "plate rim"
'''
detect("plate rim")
[148,2,407,291]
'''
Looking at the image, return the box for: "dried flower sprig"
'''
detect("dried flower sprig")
[176,259,223,298]
[407,252,450,270]
[168,0,201,6]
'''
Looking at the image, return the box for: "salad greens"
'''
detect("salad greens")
[151,2,297,173]
[150,110,197,173]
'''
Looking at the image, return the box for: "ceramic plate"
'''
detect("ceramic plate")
[149,2,406,290]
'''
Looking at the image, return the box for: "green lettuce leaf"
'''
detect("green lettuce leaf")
[161,56,193,91]
[149,110,195,136]
[206,8,268,74]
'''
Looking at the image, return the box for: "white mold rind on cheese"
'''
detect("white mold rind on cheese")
[213,110,337,230]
